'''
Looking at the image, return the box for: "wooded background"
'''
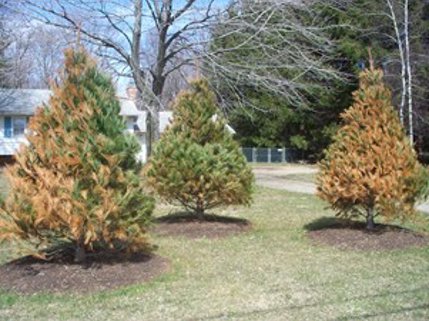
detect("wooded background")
[1,0,428,160]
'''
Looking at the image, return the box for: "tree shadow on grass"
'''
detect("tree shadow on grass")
[8,249,154,267]
[152,212,251,239]
[304,217,429,251]
[304,216,415,235]
[154,211,250,226]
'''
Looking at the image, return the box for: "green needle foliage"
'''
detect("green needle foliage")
[317,65,428,230]
[146,79,254,218]
[0,47,154,262]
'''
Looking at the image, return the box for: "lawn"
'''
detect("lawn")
[0,179,429,320]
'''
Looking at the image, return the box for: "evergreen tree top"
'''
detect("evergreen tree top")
[171,78,218,120]
[167,78,228,145]
[339,66,393,131]
[357,67,384,90]
[64,47,95,79]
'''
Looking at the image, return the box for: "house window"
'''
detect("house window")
[4,116,27,137]
[13,117,27,136]
[4,117,12,138]
[126,116,139,132]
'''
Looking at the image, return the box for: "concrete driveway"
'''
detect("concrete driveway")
[253,164,429,213]
[253,165,317,194]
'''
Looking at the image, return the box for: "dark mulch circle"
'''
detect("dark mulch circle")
[306,217,429,251]
[152,213,252,239]
[0,251,169,295]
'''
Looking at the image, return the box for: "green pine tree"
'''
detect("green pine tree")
[0,47,154,262]
[146,79,253,218]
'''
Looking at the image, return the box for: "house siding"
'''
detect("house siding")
[159,112,172,132]
[0,90,179,163]
[0,116,30,156]
[0,116,3,138]
[136,134,147,163]
[0,112,172,162]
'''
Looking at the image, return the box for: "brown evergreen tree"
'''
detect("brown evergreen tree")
[0,48,154,261]
[317,65,427,229]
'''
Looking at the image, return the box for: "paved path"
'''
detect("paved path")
[255,173,317,194]
[417,203,429,213]
[253,165,429,213]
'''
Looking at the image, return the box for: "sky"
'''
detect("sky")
[8,0,233,94]
[115,0,233,95]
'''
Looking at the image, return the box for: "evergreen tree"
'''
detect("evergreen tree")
[0,47,154,261]
[146,79,253,218]
[318,0,429,153]
[209,2,353,159]
[317,65,427,230]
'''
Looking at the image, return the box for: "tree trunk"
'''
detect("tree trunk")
[151,106,161,142]
[404,0,413,144]
[129,0,163,158]
[74,244,86,263]
[366,208,375,230]
[146,110,161,158]
[196,207,205,220]
[147,14,169,152]
[386,0,406,125]
[150,59,166,148]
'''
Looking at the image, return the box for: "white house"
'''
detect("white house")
[0,89,172,163]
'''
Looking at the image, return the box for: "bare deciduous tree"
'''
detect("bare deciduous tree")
[10,24,73,88]
[16,0,226,156]
[8,0,348,159]
[205,1,344,112]
[0,6,73,90]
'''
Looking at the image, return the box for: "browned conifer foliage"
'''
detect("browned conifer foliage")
[0,48,154,261]
[317,67,427,229]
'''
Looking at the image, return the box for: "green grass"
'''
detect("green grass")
[0,177,429,320]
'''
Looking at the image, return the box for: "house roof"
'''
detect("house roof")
[0,89,52,116]
[0,89,232,135]
[117,96,141,116]
[0,89,140,116]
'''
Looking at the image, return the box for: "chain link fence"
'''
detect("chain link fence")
[241,147,302,163]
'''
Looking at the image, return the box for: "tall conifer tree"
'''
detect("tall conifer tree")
[0,47,154,261]
[317,64,427,229]
[146,79,253,218]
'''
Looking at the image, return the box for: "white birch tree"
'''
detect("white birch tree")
[385,0,414,143]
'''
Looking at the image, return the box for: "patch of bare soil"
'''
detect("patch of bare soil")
[307,218,429,251]
[152,213,251,239]
[0,251,169,295]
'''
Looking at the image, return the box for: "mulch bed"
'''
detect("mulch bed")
[151,213,252,239]
[0,252,169,295]
[307,219,429,251]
